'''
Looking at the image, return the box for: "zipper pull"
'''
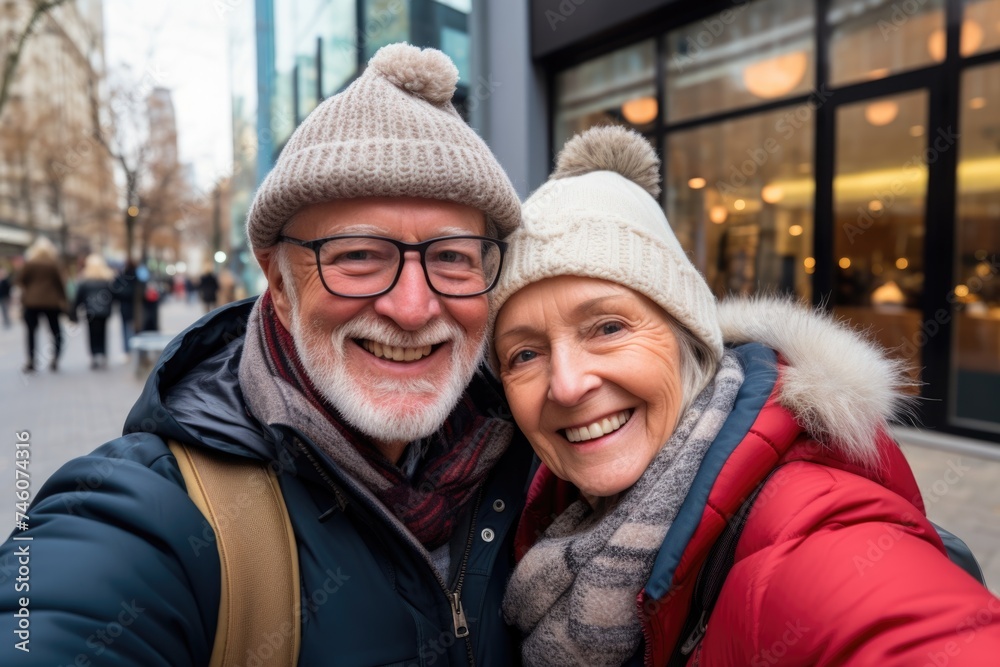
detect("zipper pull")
[679,610,708,655]
[450,592,470,638]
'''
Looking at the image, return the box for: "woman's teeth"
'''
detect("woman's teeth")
[361,340,434,362]
[564,410,634,443]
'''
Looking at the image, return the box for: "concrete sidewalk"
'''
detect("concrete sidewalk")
[0,297,208,488]
[1,299,998,594]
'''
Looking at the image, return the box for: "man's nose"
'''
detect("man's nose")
[372,251,442,331]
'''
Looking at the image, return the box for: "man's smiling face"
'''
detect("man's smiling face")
[262,196,490,460]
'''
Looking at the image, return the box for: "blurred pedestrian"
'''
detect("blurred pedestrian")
[198,264,219,312]
[0,264,12,328]
[116,261,138,354]
[141,271,160,332]
[72,254,116,370]
[17,236,66,372]
[218,267,235,305]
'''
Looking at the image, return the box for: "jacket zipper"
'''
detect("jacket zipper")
[637,592,655,667]
[298,438,482,666]
[452,486,484,667]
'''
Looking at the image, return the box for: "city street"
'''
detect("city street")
[0,297,997,594]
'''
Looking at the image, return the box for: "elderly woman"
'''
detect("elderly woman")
[491,127,1000,666]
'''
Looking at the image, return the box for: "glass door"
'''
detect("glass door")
[831,89,930,390]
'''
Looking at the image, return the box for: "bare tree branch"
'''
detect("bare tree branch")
[0,0,73,115]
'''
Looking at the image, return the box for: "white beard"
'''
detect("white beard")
[287,298,486,445]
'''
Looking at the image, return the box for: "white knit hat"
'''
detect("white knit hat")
[246,43,521,250]
[490,126,723,361]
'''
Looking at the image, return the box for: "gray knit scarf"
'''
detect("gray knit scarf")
[502,352,744,666]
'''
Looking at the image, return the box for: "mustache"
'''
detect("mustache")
[332,314,462,348]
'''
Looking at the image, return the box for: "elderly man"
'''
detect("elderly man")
[0,44,530,666]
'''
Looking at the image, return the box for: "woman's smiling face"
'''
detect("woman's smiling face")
[495,276,684,499]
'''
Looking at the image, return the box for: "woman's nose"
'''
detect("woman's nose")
[547,347,601,406]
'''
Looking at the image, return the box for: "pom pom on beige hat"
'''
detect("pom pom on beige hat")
[246,42,521,250]
[490,125,723,361]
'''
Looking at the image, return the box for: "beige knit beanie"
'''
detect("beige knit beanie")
[246,43,521,250]
[491,126,724,361]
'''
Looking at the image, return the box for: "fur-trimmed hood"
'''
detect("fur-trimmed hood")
[718,296,916,465]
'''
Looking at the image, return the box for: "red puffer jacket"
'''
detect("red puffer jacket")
[513,300,1000,666]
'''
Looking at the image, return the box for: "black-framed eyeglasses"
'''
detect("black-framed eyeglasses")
[278,234,508,298]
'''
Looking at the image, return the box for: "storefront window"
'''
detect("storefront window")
[441,26,470,83]
[964,0,1000,57]
[553,41,656,152]
[363,0,411,61]
[434,0,471,12]
[297,54,319,119]
[320,0,359,96]
[272,2,298,147]
[951,62,1000,429]
[665,105,815,301]
[828,0,945,87]
[664,0,815,123]
[833,89,928,388]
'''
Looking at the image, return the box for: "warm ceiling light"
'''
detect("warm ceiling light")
[621,96,658,125]
[709,205,728,224]
[970,97,987,110]
[909,125,925,137]
[928,20,985,61]
[865,100,899,126]
[734,199,746,211]
[872,281,905,305]
[869,200,884,212]
[761,184,785,204]
[688,177,707,189]
[839,257,852,269]
[896,257,909,270]
[789,224,804,236]
[955,284,970,298]
[803,257,816,269]
[743,51,808,99]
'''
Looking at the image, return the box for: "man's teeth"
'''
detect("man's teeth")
[362,340,434,362]
[564,410,634,443]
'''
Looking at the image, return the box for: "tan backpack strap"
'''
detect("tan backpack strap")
[169,441,301,667]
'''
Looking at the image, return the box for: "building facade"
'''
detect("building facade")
[227,0,473,294]
[0,0,115,258]
[474,0,1000,442]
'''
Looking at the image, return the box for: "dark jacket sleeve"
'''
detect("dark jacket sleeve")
[0,435,220,666]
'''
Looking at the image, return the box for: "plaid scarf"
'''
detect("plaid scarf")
[241,291,512,551]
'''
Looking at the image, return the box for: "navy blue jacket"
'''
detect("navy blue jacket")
[0,298,534,666]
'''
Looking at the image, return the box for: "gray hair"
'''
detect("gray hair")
[664,310,721,419]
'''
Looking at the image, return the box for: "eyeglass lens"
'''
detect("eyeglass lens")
[317,237,502,296]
